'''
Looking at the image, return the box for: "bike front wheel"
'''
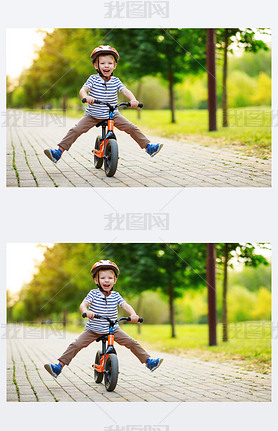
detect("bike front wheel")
[104,139,118,177]
[94,350,104,384]
[94,136,103,169]
[104,353,118,392]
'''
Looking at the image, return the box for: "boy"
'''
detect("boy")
[44,45,163,163]
[44,260,163,378]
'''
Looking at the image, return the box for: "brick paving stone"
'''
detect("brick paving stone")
[6,324,271,402]
[6,110,271,187]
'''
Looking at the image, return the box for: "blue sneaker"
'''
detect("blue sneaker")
[146,358,163,372]
[44,363,62,378]
[44,148,62,163]
[145,143,163,157]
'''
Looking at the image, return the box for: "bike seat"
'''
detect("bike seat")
[96,120,108,128]
[96,335,108,342]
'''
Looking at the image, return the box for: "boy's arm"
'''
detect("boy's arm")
[121,302,139,322]
[120,87,139,108]
[79,86,94,105]
[80,300,94,319]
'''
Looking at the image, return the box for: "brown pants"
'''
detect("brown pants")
[58,328,150,365]
[58,113,150,151]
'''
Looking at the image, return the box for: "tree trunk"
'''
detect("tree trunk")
[137,293,143,335]
[62,95,68,113]
[62,309,68,327]
[206,29,217,131]
[168,67,176,123]
[207,243,217,346]
[222,29,229,127]
[222,243,229,341]
[169,282,176,338]
[137,79,143,121]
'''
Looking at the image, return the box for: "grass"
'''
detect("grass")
[62,321,271,374]
[123,107,271,159]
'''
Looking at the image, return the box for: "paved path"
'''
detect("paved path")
[7,325,271,402]
[6,110,271,187]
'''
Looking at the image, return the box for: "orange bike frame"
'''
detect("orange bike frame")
[94,333,115,373]
[93,119,115,159]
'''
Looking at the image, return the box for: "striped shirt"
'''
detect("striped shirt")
[83,74,125,119]
[84,289,126,333]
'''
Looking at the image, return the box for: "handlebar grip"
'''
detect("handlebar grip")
[138,318,143,323]
[126,102,143,108]
[82,312,87,318]
[82,98,87,104]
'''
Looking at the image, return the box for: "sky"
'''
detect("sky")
[6,28,53,79]
[6,243,53,293]
[6,28,272,80]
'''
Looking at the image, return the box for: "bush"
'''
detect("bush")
[227,70,257,107]
[251,72,271,106]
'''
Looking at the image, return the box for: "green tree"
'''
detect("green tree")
[216,28,270,126]
[216,243,270,341]
[103,28,207,123]
[15,29,100,110]
[108,243,207,338]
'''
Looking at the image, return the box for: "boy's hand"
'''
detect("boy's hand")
[84,96,94,105]
[129,99,139,108]
[86,311,95,319]
[129,314,140,323]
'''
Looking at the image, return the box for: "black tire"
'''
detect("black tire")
[104,139,118,177]
[94,350,104,384]
[94,136,103,169]
[104,353,118,392]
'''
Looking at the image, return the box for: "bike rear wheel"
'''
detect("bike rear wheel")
[104,353,118,392]
[104,139,118,177]
[94,136,103,169]
[94,350,104,383]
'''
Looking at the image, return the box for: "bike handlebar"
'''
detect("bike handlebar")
[82,98,143,109]
[82,312,143,324]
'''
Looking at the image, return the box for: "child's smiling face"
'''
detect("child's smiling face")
[94,54,117,78]
[94,269,116,292]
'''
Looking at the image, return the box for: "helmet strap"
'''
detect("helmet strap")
[98,285,113,296]
[97,69,113,81]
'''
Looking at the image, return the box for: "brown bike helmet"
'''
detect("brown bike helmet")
[91,260,120,279]
[90,45,120,64]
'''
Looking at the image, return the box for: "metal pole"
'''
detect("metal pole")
[207,29,217,131]
[207,243,217,346]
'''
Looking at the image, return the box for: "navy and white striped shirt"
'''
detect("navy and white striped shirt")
[84,289,126,333]
[83,74,125,119]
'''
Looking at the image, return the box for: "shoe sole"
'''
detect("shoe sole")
[44,363,58,378]
[44,149,58,164]
[148,358,164,372]
[149,144,164,158]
